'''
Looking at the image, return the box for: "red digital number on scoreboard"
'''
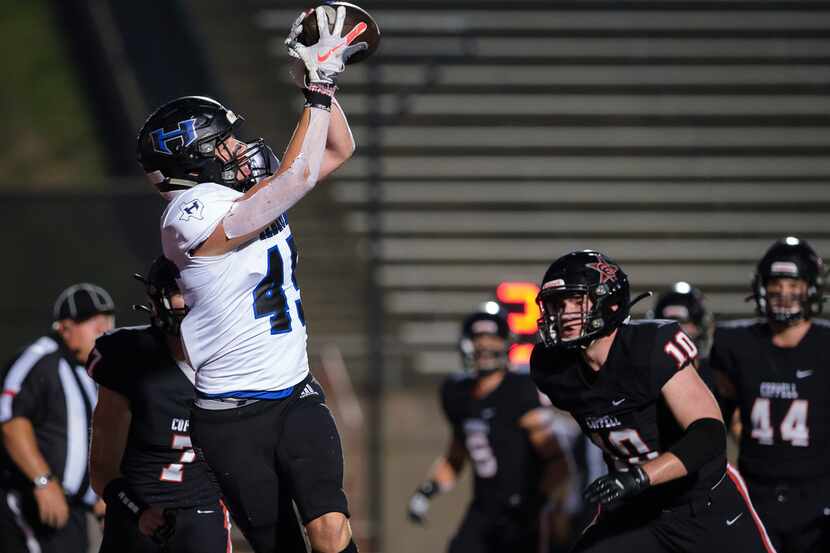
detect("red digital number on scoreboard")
[496,282,541,366]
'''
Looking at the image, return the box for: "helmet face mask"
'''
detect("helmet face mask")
[214,137,278,193]
[469,335,509,376]
[134,257,188,336]
[760,277,811,324]
[459,308,512,377]
[751,237,825,325]
[536,251,630,349]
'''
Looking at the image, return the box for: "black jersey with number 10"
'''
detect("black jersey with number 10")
[531,320,725,508]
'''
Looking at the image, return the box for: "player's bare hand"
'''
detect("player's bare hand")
[138,506,167,536]
[34,480,69,528]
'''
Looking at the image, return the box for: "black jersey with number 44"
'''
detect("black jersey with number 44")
[441,371,546,515]
[531,320,725,508]
[710,319,830,481]
[89,326,220,509]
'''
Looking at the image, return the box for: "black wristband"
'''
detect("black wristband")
[303,92,332,111]
[416,480,440,498]
[103,477,148,520]
[303,84,335,111]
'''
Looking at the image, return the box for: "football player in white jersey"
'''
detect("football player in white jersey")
[135,7,364,553]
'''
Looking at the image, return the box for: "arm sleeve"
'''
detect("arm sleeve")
[87,337,132,399]
[162,185,240,256]
[223,108,331,239]
[650,322,698,394]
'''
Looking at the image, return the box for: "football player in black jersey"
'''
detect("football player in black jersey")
[648,282,716,393]
[88,257,307,552]
[407,306,570,553]
[530,250,775,553]
[710,237,830,553]
[88,256,232,552]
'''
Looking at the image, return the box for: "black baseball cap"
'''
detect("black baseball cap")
[53,283,116,322]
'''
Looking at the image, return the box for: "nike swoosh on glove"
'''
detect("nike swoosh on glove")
[583,465,650,505]
[285,5,369,85]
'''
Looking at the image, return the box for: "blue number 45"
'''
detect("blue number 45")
[252,236,305,334]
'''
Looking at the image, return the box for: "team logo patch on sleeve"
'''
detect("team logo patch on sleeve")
[179,199,205,221]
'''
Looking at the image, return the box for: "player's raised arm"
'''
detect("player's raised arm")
[319,97,356,181]
[195,6,359,256]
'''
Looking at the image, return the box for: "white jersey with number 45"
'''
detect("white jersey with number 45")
[161,182,309,398]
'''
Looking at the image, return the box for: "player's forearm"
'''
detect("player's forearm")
[90,389,131,495]
[222,106,331,240]
[641,452,687,486]
[540,455,571,497]
[1,418,52,481]
[430,456,460,491]
[319,98,355,181]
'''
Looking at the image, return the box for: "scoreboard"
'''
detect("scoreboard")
[495,281,541,370]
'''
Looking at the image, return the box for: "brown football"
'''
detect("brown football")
[298,1,381,64]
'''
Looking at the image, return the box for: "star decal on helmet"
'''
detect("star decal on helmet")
[587,260,619,284]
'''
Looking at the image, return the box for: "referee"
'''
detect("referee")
[0,283,115,553]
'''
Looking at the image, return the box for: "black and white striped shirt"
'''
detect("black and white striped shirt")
[0,334,97,506]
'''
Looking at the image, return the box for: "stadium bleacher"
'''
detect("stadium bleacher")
[256,0,830,374]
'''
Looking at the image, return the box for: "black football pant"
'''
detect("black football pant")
[573,466,776,553]
[98,500,232,553]
[447,503,541,553]
[0,488,88,553]
[745,474,830,553]
[191,375,348,553]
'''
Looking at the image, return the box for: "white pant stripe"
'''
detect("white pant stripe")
[6,490,42,553]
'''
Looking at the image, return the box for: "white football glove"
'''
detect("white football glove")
[285,5,369,85]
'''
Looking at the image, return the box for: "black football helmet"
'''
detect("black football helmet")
[136,96,277,195]
[649,281,711,349]
[536,250,641,349]
[133,256,188,336]
[750,236,825,324]
[459,303,512,375]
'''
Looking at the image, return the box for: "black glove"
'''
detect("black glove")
[407,480,439,525]
[583,466,650,505]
